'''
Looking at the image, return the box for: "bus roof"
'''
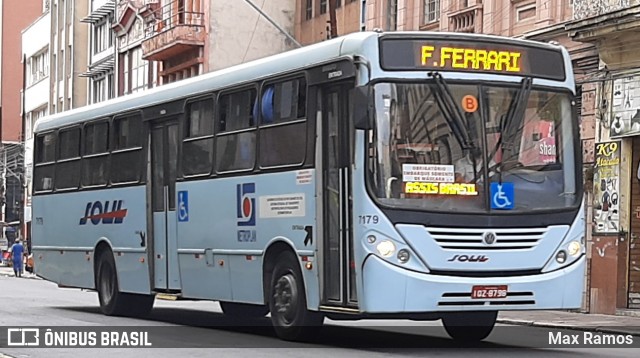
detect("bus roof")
[34,31,566,133]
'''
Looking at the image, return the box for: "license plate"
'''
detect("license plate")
[471,285,508,299]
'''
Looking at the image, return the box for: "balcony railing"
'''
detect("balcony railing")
[142,0,205,61]
[573,0,638,20]
[448,5,483,33]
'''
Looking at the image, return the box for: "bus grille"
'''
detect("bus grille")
[427,227,548,251]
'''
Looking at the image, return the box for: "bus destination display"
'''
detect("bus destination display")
[380,38,566,81]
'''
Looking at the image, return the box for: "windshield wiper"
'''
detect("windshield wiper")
[493,77,532,182]
[429,72,485,181]
[428,72,473,150]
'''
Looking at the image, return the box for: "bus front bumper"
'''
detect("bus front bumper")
[360,254,585,313]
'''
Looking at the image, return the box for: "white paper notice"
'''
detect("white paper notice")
[402,164,455,182]
[259,194,306,218]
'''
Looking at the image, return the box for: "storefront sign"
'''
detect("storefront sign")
[593,141,621,234]
[610,75,640,138]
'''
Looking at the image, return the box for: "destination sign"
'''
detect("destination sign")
[404,182,478,196]
[379,38,566,81]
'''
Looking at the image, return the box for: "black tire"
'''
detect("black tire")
[220,301,269,318]
[96,250,154,317]
[268,251,324,341]
[441,311,497,342]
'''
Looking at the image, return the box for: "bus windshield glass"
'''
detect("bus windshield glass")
[368,81,579,213]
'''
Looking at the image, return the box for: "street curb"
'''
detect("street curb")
[497,318,640,337]
[0,273,40,280]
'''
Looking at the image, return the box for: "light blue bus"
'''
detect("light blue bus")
[32,31,585,342]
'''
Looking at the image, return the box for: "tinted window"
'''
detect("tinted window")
[112,114,143,183]
[56,128,81,189]
[218,89,257,132]
[84,121,109,155]
[216,89,257,172]
[183,99,214,176]
[114,115,142,149]
[35,133,56,163]
[259,78,307,168]
[186,99,214,137]
[83,121,109,186]
[34,133,56,192]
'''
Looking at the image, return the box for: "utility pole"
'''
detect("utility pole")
[328,0,338,39]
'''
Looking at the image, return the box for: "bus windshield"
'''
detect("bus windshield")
[368,80,579,213]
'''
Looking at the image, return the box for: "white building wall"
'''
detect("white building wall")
[209,0,297,71]
[22,9,51,225]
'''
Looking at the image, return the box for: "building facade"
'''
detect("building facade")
[113,0,159,95]
[295,0,365,44]
[49,0,89,113]
[1,0,44,238]
[566,1,640,313]
[22,2,53,242]
[81,0,117,104]
[138,0,298,85]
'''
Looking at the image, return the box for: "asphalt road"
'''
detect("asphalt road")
[0,273,638,357]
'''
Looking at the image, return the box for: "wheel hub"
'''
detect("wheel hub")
[273,273,298,324]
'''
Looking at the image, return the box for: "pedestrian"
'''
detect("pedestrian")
[10,238,24,277]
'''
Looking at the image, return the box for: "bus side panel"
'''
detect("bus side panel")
[32,187,151,294]
[176,170,318,306]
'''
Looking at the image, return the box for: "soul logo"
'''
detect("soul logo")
[79,200,128,225]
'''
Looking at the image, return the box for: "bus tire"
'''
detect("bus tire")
[268,251,323,341]
[96,250,154,317]
[220,301,269,318]
[441,311,497,342]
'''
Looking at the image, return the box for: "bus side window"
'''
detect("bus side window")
[216,88,257,172]
[82,121,109,187]
[34,133,56,192]
[183,98,215,176]
[55,127,81,190]
[112,114,143,183]
[259,77,307,168]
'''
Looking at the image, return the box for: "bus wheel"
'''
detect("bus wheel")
[268,251,323,341]
[441,311,497,342]
[220,301,269,318]
[96,250,154,317]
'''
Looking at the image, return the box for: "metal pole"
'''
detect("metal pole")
[243,0,302,48]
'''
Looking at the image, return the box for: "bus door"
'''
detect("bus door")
[319,82,358,308]
[149,119,181,291]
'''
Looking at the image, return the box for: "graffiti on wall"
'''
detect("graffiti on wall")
[593,141,621,233]
[610,76,640,138]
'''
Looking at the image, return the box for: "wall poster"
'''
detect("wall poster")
[593,141,621,233]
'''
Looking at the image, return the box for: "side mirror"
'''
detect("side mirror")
[351,86,371,130]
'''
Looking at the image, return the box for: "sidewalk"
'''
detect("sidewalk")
[498,310,640,336]
[0,264,39,279]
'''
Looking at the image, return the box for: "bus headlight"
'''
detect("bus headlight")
[555,250,567,264]
[376,240,396,258]
[567,241,582,257]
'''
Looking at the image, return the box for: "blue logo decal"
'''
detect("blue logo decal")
[178,191,189,222]
[79,200,127,225]
[490,182,514,210]
[237,183,256,226]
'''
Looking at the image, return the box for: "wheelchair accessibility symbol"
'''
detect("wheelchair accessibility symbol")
[490,182,514,210]
[178,190,189,222]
